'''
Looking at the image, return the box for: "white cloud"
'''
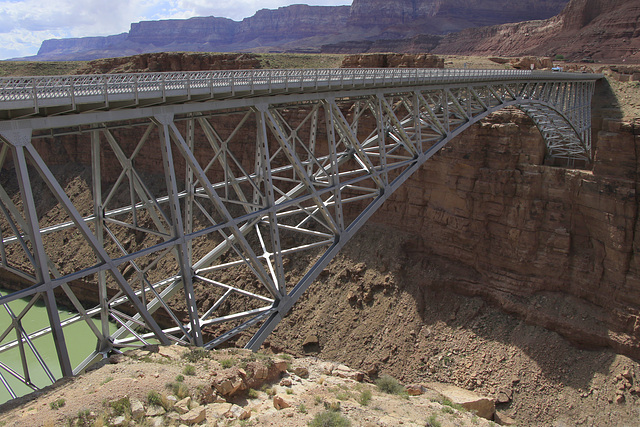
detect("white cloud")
[0,0,165,58]
[0,0,351,60]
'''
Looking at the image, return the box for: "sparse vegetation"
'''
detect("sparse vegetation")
[309,410,352,427]
[183,364,196,376]
[298,403,308,414]
[182,348,209,363]
[0,61,85,77]
[426,414,442,427]
[220,358,235,368]
[323,400,341,412]
[375,375,405,395]
[147,390,163,407]
[175,374,185,382]
[166,381,190,399]
[441,397,465,412]
[109,396,130,416]
[49,398,66,410]
[247,388,259,399]
[100,376,113,385]
[74,409,92,426]
[335,391,350,400]
[358,389,372,406]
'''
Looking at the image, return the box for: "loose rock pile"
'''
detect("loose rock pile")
[0,346,500,426]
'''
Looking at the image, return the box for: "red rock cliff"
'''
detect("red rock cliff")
[434,0,640,63]
[360,111,640,357]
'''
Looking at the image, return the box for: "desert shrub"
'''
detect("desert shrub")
[147,390,163,407]
[375,375,404,395]
[183,364,196,376]
[182,348,208,363]
[49,398,65,410]
[220,358,235,368]
[166,381,190,399]
[441,397,465,412]
[309,410,351,427]
[358,389,372,406]
[426,414,442,427]
[109,396,130,416]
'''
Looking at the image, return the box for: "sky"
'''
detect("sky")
[0,0,351,60]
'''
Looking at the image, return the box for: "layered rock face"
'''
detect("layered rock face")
[348,0,569,32]
[434,0,640,62]
[358,111,640,357]
[340,53,444,68]
[237,5,350,44]
[322,34,444,54]
[127,17,237,46]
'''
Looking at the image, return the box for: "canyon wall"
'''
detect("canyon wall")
[434,0,640,62]
[358,111,640,357]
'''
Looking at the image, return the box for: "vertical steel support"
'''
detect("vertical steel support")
[255,106,286,295]
[323,101,345,232]
[156,114,203,346]
[10,137,74,378]
[185,117,195,260]
[91,129,110,351]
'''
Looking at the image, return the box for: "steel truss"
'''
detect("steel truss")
[0,69,599,398]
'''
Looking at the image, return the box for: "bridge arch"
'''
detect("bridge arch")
[0,68,600,398]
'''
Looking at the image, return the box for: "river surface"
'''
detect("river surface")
[0,288,116,404]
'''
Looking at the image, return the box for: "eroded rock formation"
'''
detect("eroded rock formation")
[433,0,640,62]
[340,53,444,68]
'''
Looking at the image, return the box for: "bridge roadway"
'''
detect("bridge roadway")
[0,67,601,399]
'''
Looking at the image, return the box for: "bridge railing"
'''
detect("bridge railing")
[0,68,601,114]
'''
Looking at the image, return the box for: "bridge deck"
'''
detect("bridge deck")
[0,68,602,121]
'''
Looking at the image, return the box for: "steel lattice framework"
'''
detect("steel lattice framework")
[0,68,600,398]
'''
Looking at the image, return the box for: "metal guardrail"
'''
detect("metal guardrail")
[0,68,602,114]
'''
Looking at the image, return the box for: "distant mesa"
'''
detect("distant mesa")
[21,0,640,64]
[27,0,571,62]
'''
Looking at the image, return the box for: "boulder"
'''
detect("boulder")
[225,404,251,420]
[425,382,495,420]
[180,405,207,425]
[494,410,517,425]
[273,395,292,410]
[292,366,309,378]
[130,398,145,419]
[175,396,191,414]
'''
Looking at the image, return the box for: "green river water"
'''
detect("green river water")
[0,288,116,404]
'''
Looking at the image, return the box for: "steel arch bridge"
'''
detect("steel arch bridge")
[0,68,600,398]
